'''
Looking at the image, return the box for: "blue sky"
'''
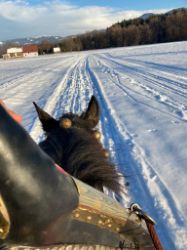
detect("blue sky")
[30,0,187,10]
[0,0,186,40]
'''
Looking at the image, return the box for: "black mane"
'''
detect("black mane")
[34,96,121,194]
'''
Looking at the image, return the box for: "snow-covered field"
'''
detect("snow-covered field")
[0,41,187,249]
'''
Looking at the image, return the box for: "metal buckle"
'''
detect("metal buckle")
[130,203,156,225]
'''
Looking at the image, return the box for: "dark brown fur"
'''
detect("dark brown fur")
[34,96,121,194]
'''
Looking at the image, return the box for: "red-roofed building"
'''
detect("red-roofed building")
[23,45,38,57]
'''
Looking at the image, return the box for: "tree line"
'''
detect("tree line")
[58,8,187,52]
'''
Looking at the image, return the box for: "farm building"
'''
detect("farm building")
[53,47,61,53]
[23,45,38,57]
[3,48,23,60]
[3,45,39,60]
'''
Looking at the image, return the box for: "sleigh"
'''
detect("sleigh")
[0,105,158,250]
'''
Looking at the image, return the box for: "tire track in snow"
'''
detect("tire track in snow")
[87,56,186,250]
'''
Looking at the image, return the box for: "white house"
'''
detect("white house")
[53,47,61,53]
[3,47,23,60]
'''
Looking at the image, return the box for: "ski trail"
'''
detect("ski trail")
[87,55,186,250]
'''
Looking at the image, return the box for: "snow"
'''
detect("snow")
[0,41,187,249]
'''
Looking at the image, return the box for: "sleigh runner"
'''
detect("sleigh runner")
[0,102,160,249]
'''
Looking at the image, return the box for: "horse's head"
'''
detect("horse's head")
[34,96,121,193]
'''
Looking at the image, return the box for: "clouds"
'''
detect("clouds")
[0,0,168,40]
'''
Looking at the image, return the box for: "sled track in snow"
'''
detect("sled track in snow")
[30,56,97,140]
[29,57,82,140]
[98,54,187,122]
[86,57,179,249]
[52,57,93,117]
[0,56,71,89]
[100,53,187,96]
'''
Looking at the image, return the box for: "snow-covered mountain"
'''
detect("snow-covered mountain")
[140,13,154,20]
[0,42,187,250]
[3,36,63,45]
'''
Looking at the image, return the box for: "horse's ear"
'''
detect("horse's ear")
[33,102,57,131]
[83,96,100,127]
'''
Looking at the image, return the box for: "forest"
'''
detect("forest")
[58,8,187,52]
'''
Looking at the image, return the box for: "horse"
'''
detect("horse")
[33,96,122,194]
